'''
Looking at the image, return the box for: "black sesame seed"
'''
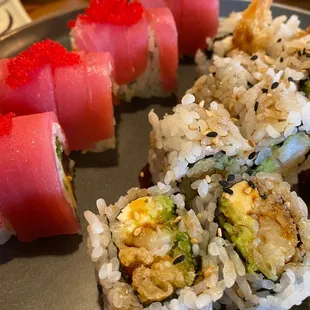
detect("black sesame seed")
[280,57,284,63]
[248,180,256,189]
[277,38,282,43]
[271,82,279,90]
[227,174,235,182]
[254,101,259,112]
[173,255,186,265]
[219,180,230,187]
[247,82,253,88]
[223,188,234,195]
[260,193,267,199]
[262,88,268,94]
[248,152,257,160]
[298,50,302,57]
[206,131,218,138]
[288,77,294,82]
[303,48,306,55]
[250,55,258,60]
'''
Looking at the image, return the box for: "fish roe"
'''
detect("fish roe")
[6,39,81,89]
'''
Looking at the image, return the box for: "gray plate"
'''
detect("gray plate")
[0,1,309,310]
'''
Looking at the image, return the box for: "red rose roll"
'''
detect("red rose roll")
[0,40,115,152]
[0,112,80,242]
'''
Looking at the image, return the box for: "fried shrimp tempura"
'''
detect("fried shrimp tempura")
[233,0,273,53]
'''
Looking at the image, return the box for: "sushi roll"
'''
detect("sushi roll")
[148,93,253,185]
[0,112,80,242]
[85,186,232,309]
[164,0,219,56]
[69,0,178,101]
[0,39,116,152]
[190,0,310,187]
[213,172,310,309]
[140,0,219,56]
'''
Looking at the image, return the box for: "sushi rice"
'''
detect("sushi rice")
[85,173,310,309]
[84,1,310,309]
[71,24,171,103]
[191,0,310,185]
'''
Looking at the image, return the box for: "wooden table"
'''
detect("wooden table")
[21,0,310,20]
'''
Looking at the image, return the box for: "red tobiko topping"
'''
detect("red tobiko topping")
[6,39,82,89]
[73,0,144,27]
[0,113,15,136]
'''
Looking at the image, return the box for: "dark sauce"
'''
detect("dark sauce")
[298,169,310,206]
[138,163,153,189]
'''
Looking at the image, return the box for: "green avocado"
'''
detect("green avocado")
[254,133,310,174]
[153,195,176,222]
[171,232,196,285]
[218,180,298,281]
[301,79,310,99]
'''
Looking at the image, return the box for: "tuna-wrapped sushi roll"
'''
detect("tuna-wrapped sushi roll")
[0,40,116,152]
[84,186,241,309]
[69,0,178,101]
[140,0,219,56]
[0,112,80,242]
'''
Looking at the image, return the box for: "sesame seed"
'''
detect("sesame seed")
[217,228,223,237]
[188,124,198,130]
[173,255,186,265]
[303,48,306,55]
[139,171,144,178]
[133,227,142,236]
[298,50,302,57]
[223,187,234,195]
[206,131,218,138]
[227,174,235,182]
[277,38,282,43]
[223,193,230,199]
[260,193,267,199]
[219,180,229,187]
[248,140,256,147]
[288,77,294,82]
[133,212,140,220]
[190,238,198,244]
[280,57,284,63]
[248,152,257,160]
[174,216,182,224]
[248,180,256,189]
[243,187,252,195]
[254,101,259,112]
[250,55,258,60]
[262,88,268,94]
[271,82,279,90]
[205,175,212,183]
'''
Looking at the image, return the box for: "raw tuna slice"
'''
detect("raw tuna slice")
[70,0,148,85]
[145,7,178,92]
[160,0,219,55]
[0,112,80,242]
[55,52,115,151]
[0,59,57,115]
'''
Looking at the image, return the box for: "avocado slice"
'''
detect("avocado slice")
[171,232,196,286]
[254,133,310,175]
[218,180,298,281]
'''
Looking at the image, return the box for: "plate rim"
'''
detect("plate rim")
[1,0,309,43]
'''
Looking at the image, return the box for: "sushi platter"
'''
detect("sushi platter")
[1,1,310,310]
